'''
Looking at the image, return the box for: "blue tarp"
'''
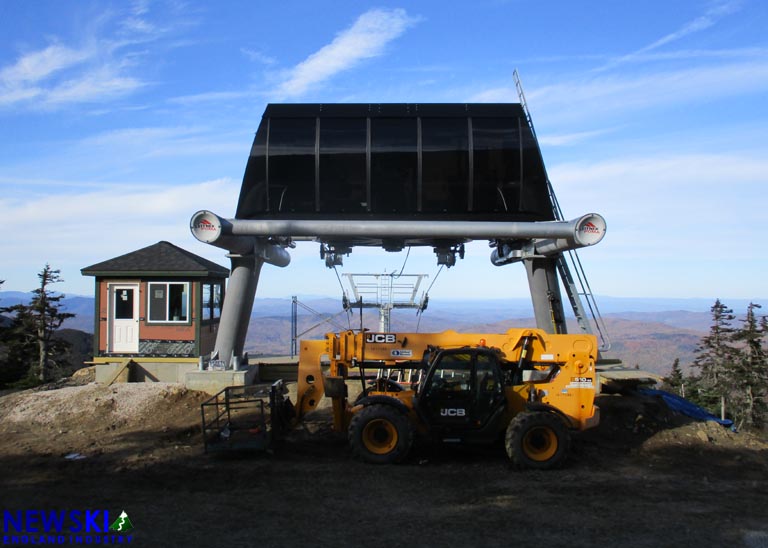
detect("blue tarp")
[638,388,734,427]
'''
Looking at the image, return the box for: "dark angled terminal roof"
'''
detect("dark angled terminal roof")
[261,103,527,118]
[236,102,556,225]
[81,241,229,278]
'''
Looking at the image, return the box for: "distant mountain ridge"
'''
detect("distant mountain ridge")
[3,291,762,376]
[2,291,762,319]
[244,308,707,376]
[2,291,760,338]
[0,292,95,332]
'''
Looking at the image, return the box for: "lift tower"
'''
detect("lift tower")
[191,102,606,368]
[343,273,428,333]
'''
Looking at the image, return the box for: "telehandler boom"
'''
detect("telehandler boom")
[273,328,600,469]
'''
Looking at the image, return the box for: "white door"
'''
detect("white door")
[109,284,139,353]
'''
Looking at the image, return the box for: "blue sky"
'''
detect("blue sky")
[1,0,766,302]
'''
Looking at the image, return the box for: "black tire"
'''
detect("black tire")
[348,404,413,464]
[505,411,570,470]
[374,378,403,392]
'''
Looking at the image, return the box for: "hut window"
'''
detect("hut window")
[202,282,223,321]
[148,282,189,323]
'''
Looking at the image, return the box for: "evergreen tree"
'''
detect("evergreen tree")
[0,301,38,386]
[691,299,737,413]
[1,278,34,385]
[687,300,768,430]
[730,303,767,429]
[0,265,74,384]
[663,358,685,395]
[0,279,13,385]
[29,265,75,382]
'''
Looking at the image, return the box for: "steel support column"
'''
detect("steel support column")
[525,257,566,335]
[214,253,264,368]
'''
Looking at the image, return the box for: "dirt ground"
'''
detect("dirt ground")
[1,377,767,548]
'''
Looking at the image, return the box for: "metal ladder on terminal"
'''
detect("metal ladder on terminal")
[514,70,611,351]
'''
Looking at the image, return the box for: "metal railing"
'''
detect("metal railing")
[200,384,272,452]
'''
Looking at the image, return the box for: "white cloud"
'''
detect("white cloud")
[2,178,235,224]
[524,60,768,126]
[0,178,240,293]
[0,86,42,106]
[640,0,740,51]
[0,43,141,109]
[597,0,742,71]
[43,67,145,106]
[76,125,245,158]
[0,2,192,111]
[130,0,150,17]
[241,48,276,66]
[611,46,768,63]
[122,0,158,35]
[552,152,768,189]
[469,45,768,123]
[466,86,517,103]
[0,125,249,200]
[544,149,768,298]
[538,128,616,146]
[0,44,91,86]
[81,126,202,147]
[168,90,255,105]
[121,17,157,35]
[550,152,767,254]
[467,58,768,122]
[274,8,417,98]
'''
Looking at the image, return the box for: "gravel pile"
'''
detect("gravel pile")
[0,383,198,427]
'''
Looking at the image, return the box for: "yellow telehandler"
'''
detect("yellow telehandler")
[271,328,600,469]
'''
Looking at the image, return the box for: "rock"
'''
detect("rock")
[72,366,96,383]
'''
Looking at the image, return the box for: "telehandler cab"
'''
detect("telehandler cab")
[272,327,600,469]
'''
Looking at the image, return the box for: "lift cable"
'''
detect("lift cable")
[424,264,444,295]
[294,300,353,337]
[392,246,412,279]
[415,264,445,333]
[332,264,353,330]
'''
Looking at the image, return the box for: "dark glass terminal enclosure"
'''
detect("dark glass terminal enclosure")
[236,104,554,222]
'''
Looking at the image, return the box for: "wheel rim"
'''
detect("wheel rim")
[362,418,398,455]
[522,426,558,462]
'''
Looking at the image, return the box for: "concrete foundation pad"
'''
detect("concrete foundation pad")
[185,367,258,395]
[94,360,258,395]
[95,361,199,384]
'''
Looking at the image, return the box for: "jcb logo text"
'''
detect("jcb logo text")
[440,408,466,417]
[365,333,396,344]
